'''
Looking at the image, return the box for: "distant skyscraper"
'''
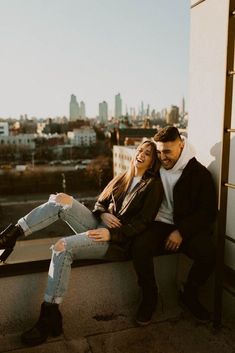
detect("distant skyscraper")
[130,107,136,121]
[115,93,122,118]
[125,104,128,116]
[161,108,167,120]
[80,101,86,119]
[99,101,108,123]
[141,101,144,117]
[166,105,179,125]
[69,94,79,121]
[181,97,185,117]
[146,104,150,117]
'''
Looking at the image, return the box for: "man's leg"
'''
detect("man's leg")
[130,221,175,325]
[180,233,216,321]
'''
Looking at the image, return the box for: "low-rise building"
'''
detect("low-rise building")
[116,128,157,145]
[0,133,36,149]
[68,128,96,146]
[0,122,9,136]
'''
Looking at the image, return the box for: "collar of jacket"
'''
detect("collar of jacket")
[115,177,153,216]
[176,157,198,181]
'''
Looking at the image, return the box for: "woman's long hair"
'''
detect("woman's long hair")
[98,140,159,202]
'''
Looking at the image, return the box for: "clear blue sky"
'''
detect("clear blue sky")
[0,0,190,119]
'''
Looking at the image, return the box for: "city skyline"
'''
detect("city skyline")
[1,92,186,121]
[0,0,190,119]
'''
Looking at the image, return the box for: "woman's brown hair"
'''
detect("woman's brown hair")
[98,140,159,202]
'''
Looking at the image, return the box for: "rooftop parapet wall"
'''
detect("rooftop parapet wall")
[0,255,180,337]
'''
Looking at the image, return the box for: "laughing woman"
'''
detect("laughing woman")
[0,139,163,346]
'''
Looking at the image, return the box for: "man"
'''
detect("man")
[131,126,217,325]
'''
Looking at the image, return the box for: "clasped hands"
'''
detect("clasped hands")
[86,212,183,249]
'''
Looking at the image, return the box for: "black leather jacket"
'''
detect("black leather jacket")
[92,175,163,244]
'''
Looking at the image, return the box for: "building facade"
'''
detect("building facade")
[0,134,36,149]
[113,145,135,177]
[189,0,235,270]
[115,93,122,118]
[69,94,80,121]
[99,101,108,123]
[0,122,9,136]
[80,101,86,119]
[166,105,179,125]
[68,128,96,146]
[189,0,235,321]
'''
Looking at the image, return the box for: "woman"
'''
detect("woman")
[0,140,163,346]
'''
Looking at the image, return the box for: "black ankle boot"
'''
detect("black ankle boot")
[136,286,158,326]
[0,224,24,263]
[179,282,210,322]
[21,302,63,346]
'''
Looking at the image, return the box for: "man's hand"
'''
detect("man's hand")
[165,229,182,252]
[100,213,121,228]
[87,228,111,242]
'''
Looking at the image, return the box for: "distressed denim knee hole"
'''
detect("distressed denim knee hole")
[54,239,66,253]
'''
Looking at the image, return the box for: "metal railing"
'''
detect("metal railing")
[213,0,235,328]
[191,0,206,9]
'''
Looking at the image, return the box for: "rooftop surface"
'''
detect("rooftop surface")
[1,312,235,353]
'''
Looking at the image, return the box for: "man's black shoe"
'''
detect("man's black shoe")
[136,287,158,326]
[179,286,211,322]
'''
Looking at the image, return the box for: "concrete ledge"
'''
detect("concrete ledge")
[0,254,181,340]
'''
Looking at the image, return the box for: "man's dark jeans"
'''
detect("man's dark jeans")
[130,221,216,289]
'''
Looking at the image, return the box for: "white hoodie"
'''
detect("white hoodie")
[155,138,196,224]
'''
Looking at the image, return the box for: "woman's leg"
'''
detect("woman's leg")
[44,232,110,304]
[21,233,126,346]
[17,196,99,236]
[0,195,100,263]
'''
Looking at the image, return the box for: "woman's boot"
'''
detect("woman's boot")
[21,302,63,346]
[0,224,24,263]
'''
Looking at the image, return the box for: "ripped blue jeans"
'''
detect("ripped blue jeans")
[44,232,110,304]
[17,195,124,304]
[17,194,100,236]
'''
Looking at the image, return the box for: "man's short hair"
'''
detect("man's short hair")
[154,126,182,142]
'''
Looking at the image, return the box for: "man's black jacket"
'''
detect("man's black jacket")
[172,157,217,240]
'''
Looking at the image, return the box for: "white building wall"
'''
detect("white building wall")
[113,145,135,177]
[68,128,96,146]
[189,0,235,269]
[0,134,36,149]
[0,122,9,136]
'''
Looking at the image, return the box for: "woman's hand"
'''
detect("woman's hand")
[87,228,110,242]
[100,213,121,228]
[54,193,73,206]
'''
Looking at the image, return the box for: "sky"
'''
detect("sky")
[0,0,190,119]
